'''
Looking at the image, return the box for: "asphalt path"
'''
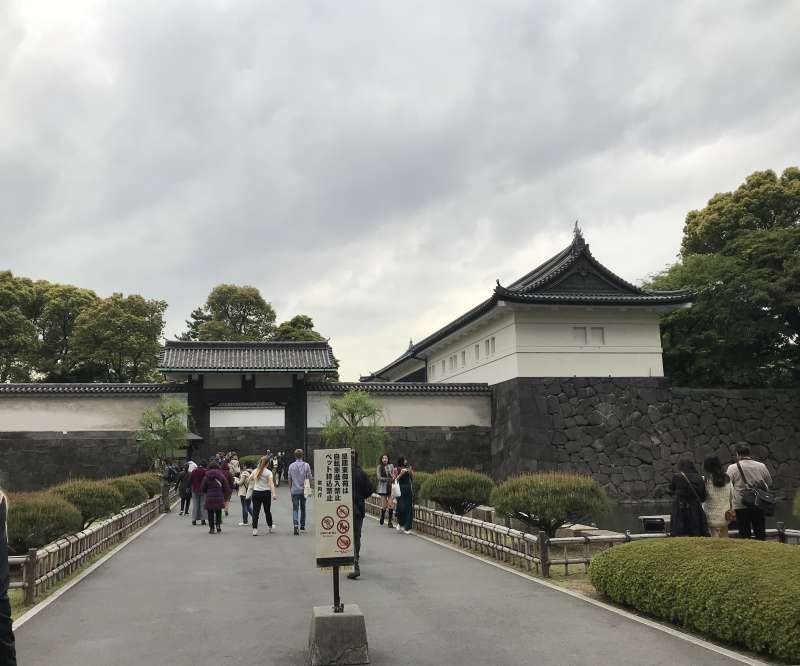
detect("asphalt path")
[16,494,747,665]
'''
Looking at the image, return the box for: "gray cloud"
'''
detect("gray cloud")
[1,0,799,379]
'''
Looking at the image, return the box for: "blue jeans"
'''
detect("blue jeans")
[291,493,306,529]
[240,496,252,523]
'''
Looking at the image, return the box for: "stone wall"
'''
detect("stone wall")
[308,426,491,473]
[0,431,150,492]
[492,378,800,501]
[207,427,287,458]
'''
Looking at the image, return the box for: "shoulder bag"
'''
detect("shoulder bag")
[735,461,776,516]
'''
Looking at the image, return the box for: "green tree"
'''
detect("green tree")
[0,271,37,381]
[201,284,276,340]
[136,397,190,465]
[73,293,166,382]
[273,314,326,341]
[321,390,386,468]
[648,167,800,387]
[176,307,211,341]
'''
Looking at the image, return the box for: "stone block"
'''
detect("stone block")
[309,604,369,666]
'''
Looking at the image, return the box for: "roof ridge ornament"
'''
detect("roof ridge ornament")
[571,220,586,254]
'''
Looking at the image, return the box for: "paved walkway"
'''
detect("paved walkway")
[17,496,748,665]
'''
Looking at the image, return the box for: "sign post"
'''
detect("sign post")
[313,447,354,614]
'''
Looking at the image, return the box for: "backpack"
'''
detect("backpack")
[166,466,179,483]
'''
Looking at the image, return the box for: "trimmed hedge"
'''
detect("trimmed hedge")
[238,455,263,468]
[490,473,609,537]
[6,492,84,554]
[108,478,148,508]
[419,468,494,515]
[411,471,431,494]
[122,473,161,497]
[589,539,800,663]
[51,480,125,528]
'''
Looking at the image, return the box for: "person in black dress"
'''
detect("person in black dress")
[669,459,708,537]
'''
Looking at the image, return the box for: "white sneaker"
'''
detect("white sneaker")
[403,529,411,534]
[238,522,247,526]
[395,524,401,532]
[252,528,258,536]
[269,526,274,534]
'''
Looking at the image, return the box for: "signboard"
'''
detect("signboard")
[314,448,355,568]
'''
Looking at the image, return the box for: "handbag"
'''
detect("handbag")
[391,480,402,499]
[736,461,776,516]
[303,478,312,499]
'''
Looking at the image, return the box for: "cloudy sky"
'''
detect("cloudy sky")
[2,1,799,380]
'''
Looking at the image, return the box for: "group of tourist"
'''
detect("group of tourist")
[374,455,414,533]
[669,444,773,540]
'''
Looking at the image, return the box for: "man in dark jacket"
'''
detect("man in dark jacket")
[1,491,17,665]
[347,452,375,580]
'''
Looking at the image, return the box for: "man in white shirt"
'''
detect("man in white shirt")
[726,444,773,541]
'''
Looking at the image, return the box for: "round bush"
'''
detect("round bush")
[490,473,609,537]
[108,477,148,508]
[411,471,431,494]
[121,473,160,497]
[420,468,494,515]
[589,538,800,662]
[51,480,125,528]
[238,455,263,468]
[6,492,83,553]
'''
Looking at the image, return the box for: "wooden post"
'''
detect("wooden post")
[538,532,550,578]
[777,521,786,544]
[24,548,37,605]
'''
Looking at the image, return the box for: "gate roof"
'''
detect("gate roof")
[158,341,337,372]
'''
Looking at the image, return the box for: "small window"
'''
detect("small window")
[573,327,587,344]
[474,344,480,361]
[590,327,605,345]
[485,339,490,356]
[461,350,466,367]
[490,337,496,354]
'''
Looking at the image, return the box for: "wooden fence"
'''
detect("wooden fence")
[366,497,800,577]
[8,491,174,605]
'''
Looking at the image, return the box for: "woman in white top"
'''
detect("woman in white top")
[702,456,735,538]
[248,456,278,536]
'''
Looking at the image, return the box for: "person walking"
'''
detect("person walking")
[287,448,312,535]
[0,489,17,666]
[222,463,235,518]
[177,463,193,516]
[272,455,280,487]
[250,455,278,536]
[702,456,735,538]
[726,444,773,541]
[229,454,241,477]
[393,456,414,534]
[347,452,376,580]
[237,463,253,526]
[200,462,230,534]
[376,454,394,528]
[669,459,708,537]
[189,460,208,526]
[160,459,179,513]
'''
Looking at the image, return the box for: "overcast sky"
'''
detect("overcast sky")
[1,1,799,381]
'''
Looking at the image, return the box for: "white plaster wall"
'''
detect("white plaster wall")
[307,392,490,428]
[0,394,186,432]
[203,374,243,389]
[210,408,285,428]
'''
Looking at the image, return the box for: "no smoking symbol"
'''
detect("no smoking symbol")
[337,520,350,534]
[336,505,350,519]
[337,535,351,550]
[321,516,334,530]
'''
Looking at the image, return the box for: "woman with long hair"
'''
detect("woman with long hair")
[376,454,394,528]
[200,462,230,534]
[1,489,18,664]
[393,456,414,534]
[669,459,708,537]
[702,456,735,538]
[249,455,278,536]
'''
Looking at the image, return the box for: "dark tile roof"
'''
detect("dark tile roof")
[307,382,491,394]
[364,229,694,380]
[0,383,186,395]
[159,341,337,372]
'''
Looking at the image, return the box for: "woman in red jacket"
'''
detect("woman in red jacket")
[200,462,231,534]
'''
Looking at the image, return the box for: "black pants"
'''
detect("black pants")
[180,496,191,513]
[353,515,364,563]
[207,508,222,530]
[251,490,273,529]
[735,507,766,541]
[0,594,16,666]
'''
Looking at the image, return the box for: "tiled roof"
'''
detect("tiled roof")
[365,229,694,380]
[159,341,337,372]
[307,382,491,394]
[0,383,186,395]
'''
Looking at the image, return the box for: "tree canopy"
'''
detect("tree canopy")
[273,314,326,341]
[648,167,800,387]
[322,390,385,468]
[180,284,277,341]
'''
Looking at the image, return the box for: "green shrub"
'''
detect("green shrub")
[121,473,160,497]
[51,480,125,528]
[490,473,609,537]
[6,492,84,553]
[589,539,800,662]
[238,455,263,468]
[411,471,431,494]
[108,478,148,508]
[420,468,494,515]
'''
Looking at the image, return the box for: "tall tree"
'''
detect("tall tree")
[178,284,276,341]
[322,390,386,468]
[0,271,37,381]
[73,293,167,382]
[176,307,212,341]
[273,314,326,341]
[648,167,800,387]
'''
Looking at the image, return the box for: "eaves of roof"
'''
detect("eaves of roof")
[307,382,491,395]
[0,383,187,395]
